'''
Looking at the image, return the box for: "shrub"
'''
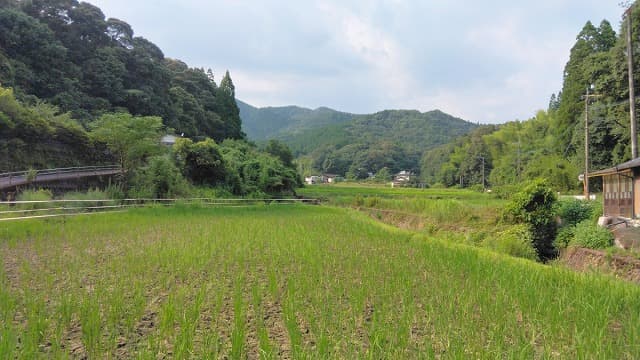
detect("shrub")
[364,196,380,208]
[129,155,189,199]
[62,188,111,208]
[557,199,593,227]
[492,184,522,200]
[17,189,53,201]
[173,138,227,186]
[589,201,603,222]
[503,179,557,261]
[572,220,614,249]
[483,225,538,261]
[105,183,126,200]
[25,168,38,182]
[468,184,484,193]
[554,226,575,249]
[246,190,269,199]
[352,195,364,207]
[16,189,53,210]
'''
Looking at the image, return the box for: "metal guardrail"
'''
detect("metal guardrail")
[0,165,121,178]
[0,165,122,190]
[0,197,319,221]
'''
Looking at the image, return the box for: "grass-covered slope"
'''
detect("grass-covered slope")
[1,205,638,358]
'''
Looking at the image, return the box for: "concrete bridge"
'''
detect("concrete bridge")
[0,165,122,196]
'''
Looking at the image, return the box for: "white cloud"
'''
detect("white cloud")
[88,0,623,123]
[316,2,415,101]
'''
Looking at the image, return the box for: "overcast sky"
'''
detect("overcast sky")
[89,1,622,123]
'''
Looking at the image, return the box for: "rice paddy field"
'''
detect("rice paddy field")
[298,184,506,242]
[1,203,640,358]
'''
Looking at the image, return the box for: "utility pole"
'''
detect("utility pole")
[626,5,638,158]
[582,86,600,200]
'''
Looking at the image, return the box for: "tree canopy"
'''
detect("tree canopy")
[0,0,244,141]
[89,113,164,172]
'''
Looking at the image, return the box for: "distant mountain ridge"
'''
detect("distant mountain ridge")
[237,100,356,140]
[237,101,478,177]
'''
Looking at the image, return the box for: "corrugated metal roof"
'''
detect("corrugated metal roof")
[589,157,640,177]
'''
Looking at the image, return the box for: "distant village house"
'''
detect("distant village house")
[304,174,342,185]
[391,170,413,187]
[161,134,178,146]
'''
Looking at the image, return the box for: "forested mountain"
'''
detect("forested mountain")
[285,109,477,178]
[237,100,355,140]
[0,0,242,142]
[422,8,640,191]
[0,1,300,197]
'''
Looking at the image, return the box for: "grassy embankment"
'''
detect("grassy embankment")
[298,184,506,244]
[1,204,639,358]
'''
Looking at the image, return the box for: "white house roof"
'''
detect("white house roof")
[161,135,178,145]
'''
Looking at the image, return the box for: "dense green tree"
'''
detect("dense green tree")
[216,70,243,140]
[167,86,202,137]
[82,47,127,104]
[130,154,188,199]
[0,8,69,98]
[219,139,298,195]
[264,139,294,168]
[105,18,134,48]
[420,144,455,185]
[173,138,227,186]
[89,112,163,172]
[548,93,560,112]
[374,167,392,182]
[557,20,617,150]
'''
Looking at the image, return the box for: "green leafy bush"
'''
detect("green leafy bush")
[554,226,575,249]
[502,179,557,261]
[557,199,593,227]
[173,138,227,186]
[483,225,538,261]
[589,201,603,222]
[129,155,189,199]
[572,220,613,249]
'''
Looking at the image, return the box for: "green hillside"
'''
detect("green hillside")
[0,1,242,142]
[285,109,478,177]
[237,100,355,140]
